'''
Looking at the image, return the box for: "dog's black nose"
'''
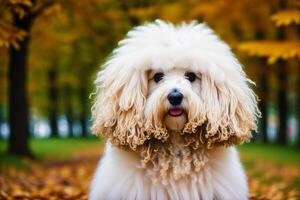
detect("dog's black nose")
[167,89,183,106]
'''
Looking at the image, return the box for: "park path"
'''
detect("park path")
[1,148,299,200]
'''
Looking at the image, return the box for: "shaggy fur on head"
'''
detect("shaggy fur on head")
[90,20,259,199]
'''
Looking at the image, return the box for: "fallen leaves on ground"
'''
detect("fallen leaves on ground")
[0,154,98,200]
[0,149,299,200]
[247,161,300,200]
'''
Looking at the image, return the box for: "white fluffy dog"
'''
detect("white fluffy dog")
[90,20,259,200]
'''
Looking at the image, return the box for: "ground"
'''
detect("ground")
[0,138,299,200]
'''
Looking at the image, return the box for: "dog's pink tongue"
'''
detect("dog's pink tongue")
[169,108,183,117]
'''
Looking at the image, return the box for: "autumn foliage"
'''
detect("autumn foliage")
[239,8,300,64]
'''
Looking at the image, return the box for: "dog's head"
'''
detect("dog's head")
[92,20,259,151]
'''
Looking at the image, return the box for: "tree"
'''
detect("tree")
[239,2,300,145]
[0,49,8,139]
[48,62,59,137]
[8,2,36,156]
[0,0,56,155]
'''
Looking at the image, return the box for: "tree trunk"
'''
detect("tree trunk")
[64,85,74,137]
[79,87,87,137]
[259,73,268,143]
[296,27,300,147]
[276,0,288,144]
[48,66,59,137]
[277,60,288,145]
[255,30,268,143]
[8,13,33,156]
[0,106,4,139]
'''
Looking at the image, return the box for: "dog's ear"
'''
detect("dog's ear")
[197,75,259,148]
[91,64,148,150]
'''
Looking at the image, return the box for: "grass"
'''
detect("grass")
[0,137,102,169]
[30,137,102,158]
[238,143,300,166]
[238,143,300,191]
[1,138,299,169]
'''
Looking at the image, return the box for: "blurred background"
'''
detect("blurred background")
[0,0,299,199]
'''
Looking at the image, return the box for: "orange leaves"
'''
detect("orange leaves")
[247,161,300,200]
[0,0,63,50]
[128,3,186,23]
[7,0,33,19]
[0,0,32,49]
[129,6,158,21]
[1,146,299,200]
[239,6,300,65]
[43,3,63,17]
[0,22,27,49]
[239,41,300,64]
[271,10,300,27]
[0,156,97,199]
[9,0,32,6]
[159,3,185,23]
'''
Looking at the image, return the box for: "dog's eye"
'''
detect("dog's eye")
[153,72,164,83]
[185,72,196,82]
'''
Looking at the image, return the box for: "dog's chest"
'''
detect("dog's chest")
[90,144,248,200]
[109,160,215,200]
[110,146,217,200]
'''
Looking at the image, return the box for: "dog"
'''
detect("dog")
[89,20,259,200]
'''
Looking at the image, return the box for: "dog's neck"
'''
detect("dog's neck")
[138,128,210,185]
[164,114,187,132]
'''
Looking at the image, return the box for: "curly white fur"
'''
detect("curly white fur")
[89,20,259,200]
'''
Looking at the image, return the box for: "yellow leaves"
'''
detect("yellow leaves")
[9,0,33,7]
[271,10,300,27]
[8,0,33,19]
[240,8,300,65]
[190,2,219,19]
[10,6,28,18]
[129,6,158,21]
[247,161,300,200]
[129,3,189,24]
[1,144,299,200]
[239,41,300,64]
[0,22,27,49]
[0,0,33,54]
[43,3,62,17]
[159,3,185,23]
[1,153,96,199]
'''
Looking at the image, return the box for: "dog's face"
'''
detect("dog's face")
[92,20,259,151]
[146,68,201,132]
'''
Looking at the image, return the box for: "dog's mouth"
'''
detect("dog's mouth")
[168,107,184,117]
